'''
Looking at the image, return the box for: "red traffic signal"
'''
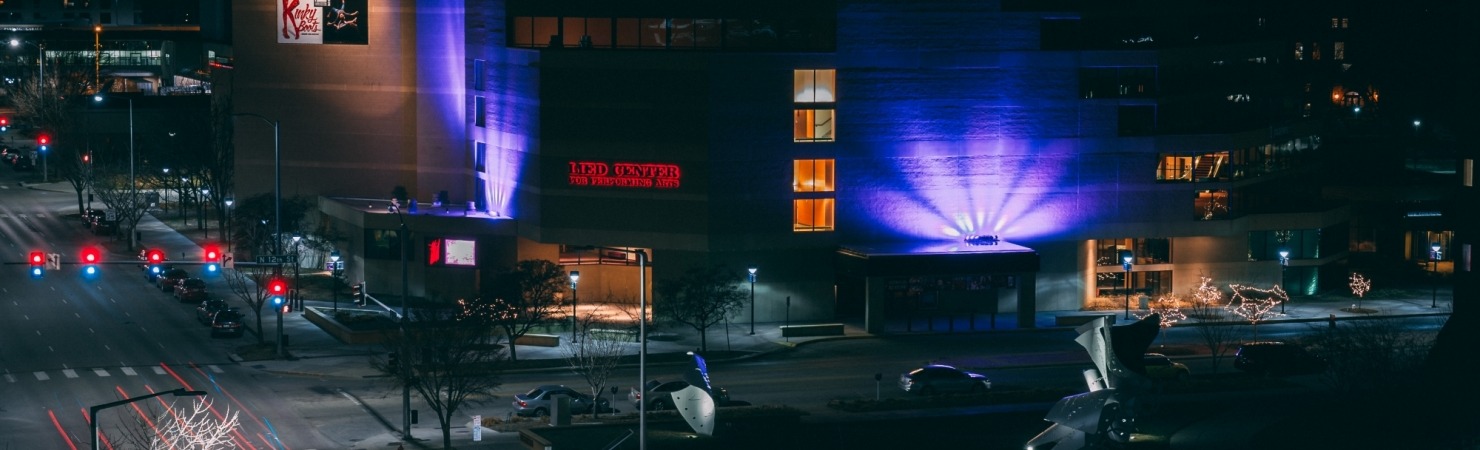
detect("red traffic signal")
[268,278,287,296]
[146,248,165,264]
[29,251,45,265]
[81,247,101,264]
[204,245,220,261]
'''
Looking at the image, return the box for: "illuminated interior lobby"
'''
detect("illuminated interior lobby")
[228,0,1347,333]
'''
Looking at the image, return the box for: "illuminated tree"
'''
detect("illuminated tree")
[1186,276,1241,371]
[112,397,241,450]
[1349,273,1372,309]
[655,264,748,352]
[1227,284,1287,338]
[1138,294,1188,328]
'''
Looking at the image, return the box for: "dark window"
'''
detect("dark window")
[1039,18,1081,50]
[1095,238,1171,266]
[365,229,402,260]
[473,96,486,127]
[1118,105,1156,136]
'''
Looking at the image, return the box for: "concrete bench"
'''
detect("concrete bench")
[514,333,561,347]
[588,328,639,342]
[1055,314,1116,327]
[779,323,845,338]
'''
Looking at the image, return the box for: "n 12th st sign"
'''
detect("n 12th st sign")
[255,255,296,264]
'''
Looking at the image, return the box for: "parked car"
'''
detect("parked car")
[898,364,992,395]
[196,299,229,324]
[512,385,612,417]
[209,309,245,337]
[1141,353,1191,381]
[91,219,118,236]
[174,278,208,303]
[1233,341,1327,376]
[629,380,730,411]
[157,268,190,292]
[83,208,107,225]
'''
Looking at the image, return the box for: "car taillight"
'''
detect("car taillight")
[517,400,527,407]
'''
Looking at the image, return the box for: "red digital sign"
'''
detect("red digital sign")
[568,161,681,189]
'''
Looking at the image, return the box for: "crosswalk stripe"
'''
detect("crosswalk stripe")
[34,371,49,381]
[93,368,110,377]
[122,367,138,376]
[209,365,224,374]
[62,369,78,378]
[152,367,166,375]
[4,374,15,383]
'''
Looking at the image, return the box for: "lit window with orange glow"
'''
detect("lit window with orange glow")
[794,69,836,103]
[794,109,834,142]
[793,198,835,232]
[793,159,835,192]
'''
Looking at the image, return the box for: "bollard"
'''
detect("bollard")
[1328,314,1336,329]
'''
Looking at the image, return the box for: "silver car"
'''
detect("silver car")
[899,364,991,395]
[512,385,610,417]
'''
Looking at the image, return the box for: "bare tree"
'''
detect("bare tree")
[14,65,92,215]
[374,308,506,450]
[655,264,748,352]
[110,397,241,450]
[1186,276,1242,372]
[223,264,278,345]
[464,259,566,361]
[89,168,152,251]
[561,303,629,418]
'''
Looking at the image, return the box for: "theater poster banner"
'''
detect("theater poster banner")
[278,0,368,45]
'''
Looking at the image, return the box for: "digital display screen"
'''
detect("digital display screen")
[445,239,476,266]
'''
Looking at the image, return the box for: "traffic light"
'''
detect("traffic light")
[268,278,288,307]
[80,247,101,277]
[1,116,8,131]
[352,282,365,306]
[28,251,44,278]
[203,245,221,273]
[145,248,165,276]
[37,134,49,152]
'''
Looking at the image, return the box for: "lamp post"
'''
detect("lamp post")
[180,175,189,223]
[1278,248,1290,314]
[92,94,135,248]
[633,249,649,450]
[162,168,170,214]
[330,250,342,312]
[224,197,235,254]
[1120,250,1133,320]
[1431,242,1441,308]
[91,388,206,450]
[747,267,757,335]
[201,187,211,238]
[292,233,302,311]
[391,208,411,442]
[569,270,580,342]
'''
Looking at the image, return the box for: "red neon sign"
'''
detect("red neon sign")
[568,161,681,189]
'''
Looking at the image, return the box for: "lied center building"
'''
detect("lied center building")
[227,0,1359,332]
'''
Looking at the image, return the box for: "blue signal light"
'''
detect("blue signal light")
[84,266,98,276]
[30,267,43,278]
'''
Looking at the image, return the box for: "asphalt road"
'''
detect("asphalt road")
[0,174,342,449]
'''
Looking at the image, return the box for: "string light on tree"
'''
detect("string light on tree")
[1348,273,1371,309]
[1137,294,1187,328]
[1193,276,1222,306]
[1226,284,1287,338]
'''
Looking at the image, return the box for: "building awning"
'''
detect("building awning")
[837,239,1040,277]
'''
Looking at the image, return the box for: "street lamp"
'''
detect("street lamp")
[391,207,411,442]
[1431,242,1442,308]
[91,388,206,450]
[292,232,302,311]
[201,187,211,238]
[162,168,170,214]
[93,94,135,248]
[1120,250,1133,320]
[224,197,235,254]
[747,267,757,335]
[632,249,649,450]
[569,270,580,342]
[330,250,342,312]
[1278,248,1290,314]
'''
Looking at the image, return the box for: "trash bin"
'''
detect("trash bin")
[1138,294,1150,310]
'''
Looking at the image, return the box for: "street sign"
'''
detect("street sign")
[324,260,344,271]
[255,255,296,264]
[472,415,482,441]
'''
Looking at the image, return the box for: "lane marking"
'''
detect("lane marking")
[122,367,138,376]
[208,365,224,374]
[152,366,166,375]
[33,371,48,381]
[93,368,110,377]
[4,374,15,383]
[62,369,77,378]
